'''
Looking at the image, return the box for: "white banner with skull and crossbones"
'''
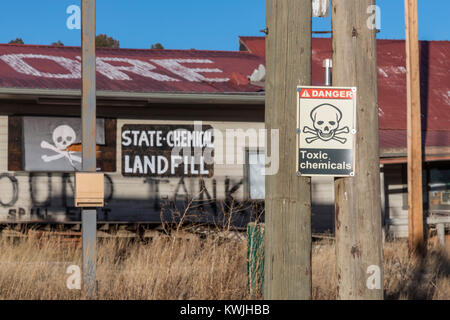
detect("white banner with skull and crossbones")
[41,125,81,166]
[22,117,105,171]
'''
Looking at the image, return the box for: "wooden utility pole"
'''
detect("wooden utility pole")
[332,0,384,299]
[404,0,424,252]
[264,0,312,299]
[81,0,97,298]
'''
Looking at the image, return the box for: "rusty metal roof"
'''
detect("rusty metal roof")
[0,44,265,95]
[0,39,448,154]
[239,36,450,152]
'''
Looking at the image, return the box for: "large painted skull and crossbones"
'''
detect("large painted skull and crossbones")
[303,103,349,144]
[41,125,81,165]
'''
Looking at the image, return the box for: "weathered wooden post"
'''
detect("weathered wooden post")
[81,0,97,298]
[404,0,424,252]
[264,0,312,299]
[332,0,384,299]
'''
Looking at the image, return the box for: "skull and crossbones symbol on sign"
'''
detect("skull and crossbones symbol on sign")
[41,125,81,165]
[303,103,350,144]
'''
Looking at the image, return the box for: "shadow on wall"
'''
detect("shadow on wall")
[1,172,337,231]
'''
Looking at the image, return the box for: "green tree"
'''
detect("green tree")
[9,38,24,44]
[51,40,64,47]
[151,43,164,50]
[96,34,120,48]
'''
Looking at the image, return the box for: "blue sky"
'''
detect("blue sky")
[0,0,448,50]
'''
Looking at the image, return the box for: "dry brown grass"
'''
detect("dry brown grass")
[312,239,450,300]
[0,232,448,300]
[0,232,249,300]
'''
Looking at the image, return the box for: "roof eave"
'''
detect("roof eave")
[0,87,265,105]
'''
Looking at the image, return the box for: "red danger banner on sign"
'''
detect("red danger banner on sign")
[299,88,354,100]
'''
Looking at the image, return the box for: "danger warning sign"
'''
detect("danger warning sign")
[297,86,357,177]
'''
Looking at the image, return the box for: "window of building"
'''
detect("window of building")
[246,149,265,200]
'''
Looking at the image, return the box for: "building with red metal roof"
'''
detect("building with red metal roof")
[0,39,448,161]
[0,43,264,95]
[0,38,448,237]
[239,36,450,163]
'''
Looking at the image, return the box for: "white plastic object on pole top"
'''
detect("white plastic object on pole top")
[312,0,329,18]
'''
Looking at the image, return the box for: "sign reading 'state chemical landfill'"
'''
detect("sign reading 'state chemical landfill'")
[121,124,214,177]
[297,86,356,177]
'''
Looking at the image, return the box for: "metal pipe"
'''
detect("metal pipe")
[323,59,332,86]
